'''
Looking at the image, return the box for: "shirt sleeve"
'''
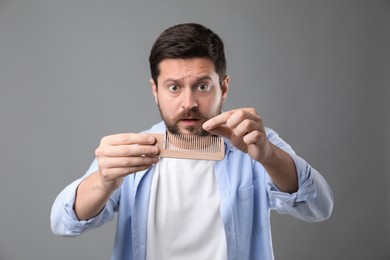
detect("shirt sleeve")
[264,128,334,222]
[50,159,120,236]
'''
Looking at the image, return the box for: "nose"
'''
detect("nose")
[181,89,198,110]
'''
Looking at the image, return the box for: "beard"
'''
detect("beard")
[157,104,222,136]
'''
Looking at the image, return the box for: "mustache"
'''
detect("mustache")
[176,107,206,120]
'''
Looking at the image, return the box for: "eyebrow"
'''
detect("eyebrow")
[162,75,213,86]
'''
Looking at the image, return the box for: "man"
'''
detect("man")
[51,23,333,260]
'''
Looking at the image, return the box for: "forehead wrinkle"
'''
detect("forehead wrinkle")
[163,74,213,87]
[158,58,217,85]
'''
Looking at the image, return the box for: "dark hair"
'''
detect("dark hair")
[149,23,226,86]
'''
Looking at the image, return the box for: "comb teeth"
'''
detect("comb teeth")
[165,133,221,153]
[149,132,225,160]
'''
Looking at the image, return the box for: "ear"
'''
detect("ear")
[221,75,230,103]
[150,78,158,104]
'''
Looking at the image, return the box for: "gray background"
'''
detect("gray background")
[0,0,389,259]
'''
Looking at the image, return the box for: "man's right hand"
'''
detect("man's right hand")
[95,133,160,192]
[74,133,159,220]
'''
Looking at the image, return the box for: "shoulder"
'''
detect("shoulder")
[141,121,166,134]
[265,127,295,155]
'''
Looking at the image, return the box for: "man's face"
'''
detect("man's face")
[151,57,229,136]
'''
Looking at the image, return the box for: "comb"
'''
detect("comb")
[149,132,225,160]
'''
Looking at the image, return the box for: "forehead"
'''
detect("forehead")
[158,58,217,80]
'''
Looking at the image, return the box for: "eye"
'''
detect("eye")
[168,85,180,92]
[197,83,211,92]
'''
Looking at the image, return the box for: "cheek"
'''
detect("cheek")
[206,95,222,112]
[158,97,179,117]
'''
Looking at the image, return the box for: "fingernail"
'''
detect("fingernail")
[203,123,210,130]
[147,136,155,143]
[151,147,158,155]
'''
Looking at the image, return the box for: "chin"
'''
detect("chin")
[184,127,210,136]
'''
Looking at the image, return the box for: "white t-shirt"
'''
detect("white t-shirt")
[146,158,227,260]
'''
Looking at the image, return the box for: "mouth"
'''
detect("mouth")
[181,117,200,120]
[180,118,201,125]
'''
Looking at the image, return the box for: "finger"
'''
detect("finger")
[101,165,156,179]
[203,108,259,131]
[99,156,159,169]
[202,110,237,131]
[102,133,157,146]
[226,109,260,130]
[242,130,262,145]
[233,119,262,137]
[205,124,234,139]
[96,145,159,157]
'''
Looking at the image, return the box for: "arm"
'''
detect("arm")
[73,170,115,221]
[74,133,160,220]
[203,108,298,193]
[50,159,112,236]
[50,132,160,236]
[204,109,333,221]
[264,129,333,221]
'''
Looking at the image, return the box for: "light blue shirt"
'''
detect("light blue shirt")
[51,121,333,260]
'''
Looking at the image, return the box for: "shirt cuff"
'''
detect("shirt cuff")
[60,178,107,234]
[267,153,316,208]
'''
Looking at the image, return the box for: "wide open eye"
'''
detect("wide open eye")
[197,83,211,92]
[168,85,180,92]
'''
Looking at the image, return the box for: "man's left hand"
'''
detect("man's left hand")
[203,108,272,164]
